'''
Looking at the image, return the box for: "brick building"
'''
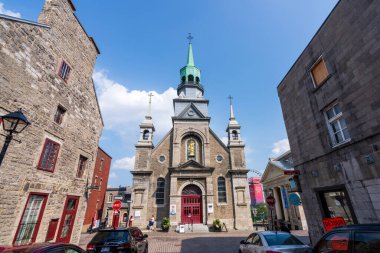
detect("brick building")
[82,147,112,232]
[131,41,252,231]
[102,186,132,228]
[0,0,102,246]
[277,0,380,244]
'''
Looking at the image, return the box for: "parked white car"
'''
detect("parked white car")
[239,231,312,253]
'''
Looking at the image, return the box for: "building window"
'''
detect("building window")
[53,105,66,125]
[143,130,149,140]
[76,155,87,178]
[319,189,355,225]
[108,194,113,203]
[311,57,329,87]
[217,177,227,203]
[232,130,238,140]
[14,193,48,246]
[156,178,165,205]
[38,139,60,172]
[99,179,103,191]
[324,103,350,146]
[188,74,194,82]
[94,176,98,184]
[58,61,71,82]
[99,158,104,171]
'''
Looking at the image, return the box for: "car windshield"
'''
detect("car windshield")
[264,233,304,246]
[91,230,129,244]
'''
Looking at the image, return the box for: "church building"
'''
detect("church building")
[130,41,252,230]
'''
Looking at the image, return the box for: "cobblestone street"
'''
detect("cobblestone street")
[79,229,310,253]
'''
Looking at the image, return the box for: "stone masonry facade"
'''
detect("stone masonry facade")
[278,0,380,245]
[0,0,102,245]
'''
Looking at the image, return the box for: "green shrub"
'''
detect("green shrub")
[161,217,171,230]
[212,219,222,229]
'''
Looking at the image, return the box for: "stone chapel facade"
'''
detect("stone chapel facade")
[130,42,252,230]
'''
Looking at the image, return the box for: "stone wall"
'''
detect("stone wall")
[278,0,380,244]
[0,0,102,245]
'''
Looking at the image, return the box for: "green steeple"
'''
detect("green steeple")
[187,42,195,66]
[179,34,201,86]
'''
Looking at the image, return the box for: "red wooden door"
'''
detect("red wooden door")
[181,185,202,224]
[56,196,79,243]
[181,195,202,223]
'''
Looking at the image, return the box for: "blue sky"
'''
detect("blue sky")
[1,0,338,187]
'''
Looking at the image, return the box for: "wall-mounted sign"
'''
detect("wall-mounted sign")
[170,204,176,215]
[134,210,141,218]
[284,170,300,175]
[288,193,301,206]
[281,187,289,209]
[207,203,214,214]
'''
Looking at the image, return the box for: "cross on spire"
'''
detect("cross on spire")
[148,92,154,104]
[228,95,233,105]
[187,33,193,43]
[147,92,154,117]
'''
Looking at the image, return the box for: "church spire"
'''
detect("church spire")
[137,93,155,147]
[226,96,243,147]
[187,33,195,66]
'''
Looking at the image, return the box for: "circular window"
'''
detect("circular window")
[159,155,166,163]
[187,110,195,117]
[216,155,223,163]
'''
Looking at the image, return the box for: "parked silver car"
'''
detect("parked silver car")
[239,231,312,253]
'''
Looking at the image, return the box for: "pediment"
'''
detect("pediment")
[177,103,206,119]
[261,163,288,183]
[177,159,205,169]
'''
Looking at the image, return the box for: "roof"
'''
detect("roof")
[261,150,294,183]
[0,14,49,29]
[331,224,380,232]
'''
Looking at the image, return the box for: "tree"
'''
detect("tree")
[253,203,268,221]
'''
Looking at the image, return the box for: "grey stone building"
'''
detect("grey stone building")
[277,0,380,244]
[0,0,102,246]
[130,42,252,231]
[102,186,132,228]
[261,151,308,231]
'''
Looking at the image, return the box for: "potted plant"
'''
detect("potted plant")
[212,219,222,232]
[161,217,171,232]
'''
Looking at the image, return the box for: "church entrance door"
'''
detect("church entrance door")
[181,185,202,224]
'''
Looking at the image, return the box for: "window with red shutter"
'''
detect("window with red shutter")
[45,218,59,241]
[54,105,66,125]
[13,193,48,246]
[38,139,60,172]
[76,155,87,178]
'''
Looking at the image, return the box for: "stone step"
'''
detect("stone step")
[176,223,210,233]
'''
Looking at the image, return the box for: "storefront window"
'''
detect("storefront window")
[319,189,354,224]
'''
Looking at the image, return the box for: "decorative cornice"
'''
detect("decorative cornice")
[130,170,153,175]
[228,169,249,175]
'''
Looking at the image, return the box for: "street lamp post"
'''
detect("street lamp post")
[0,109,30,167]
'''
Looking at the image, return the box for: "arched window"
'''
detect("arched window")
[156,178,165,205]
[143,130,149,140]
[181,76,186,84]
[188,75,194,82]
[218,177,227,203]
[232,130,238,140]
[187,139,196,160]
[195,76,200,84]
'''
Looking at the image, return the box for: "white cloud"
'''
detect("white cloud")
[221,136,228,145]
[0,2,21,18]
[108,172,117,179]
[93,70,177,139]
[113,156,135,170]
[271,138,290,156]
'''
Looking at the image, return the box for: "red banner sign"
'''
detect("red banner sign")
[322,217,346,232]
[284,170,300,175]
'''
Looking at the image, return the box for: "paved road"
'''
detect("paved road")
[79,230,311,253]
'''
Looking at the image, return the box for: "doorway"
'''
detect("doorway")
[181,185,202,224]
[56,196,79,243]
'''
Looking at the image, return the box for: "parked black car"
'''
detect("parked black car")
[86,227,148,253]
[0,243,85,253]
[313,224,380,253]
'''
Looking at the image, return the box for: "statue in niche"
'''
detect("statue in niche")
[188,139,196,159]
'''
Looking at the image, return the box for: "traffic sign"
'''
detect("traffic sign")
[288,193,301,206]
[266,195,275,206]
[113,200,122,211]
